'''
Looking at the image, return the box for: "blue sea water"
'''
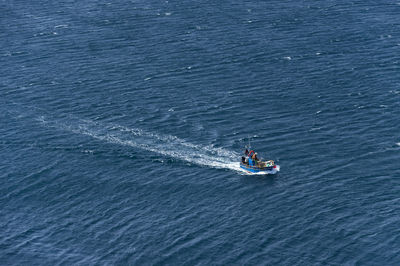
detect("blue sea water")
[1,0,400,264]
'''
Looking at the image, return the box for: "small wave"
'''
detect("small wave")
[54,24,68,28]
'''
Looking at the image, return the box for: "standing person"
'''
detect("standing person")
[253,153,259,167]
[245,149,249,156]
[254,152,259,161]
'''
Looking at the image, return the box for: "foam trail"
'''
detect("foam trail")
[39,117,248,173]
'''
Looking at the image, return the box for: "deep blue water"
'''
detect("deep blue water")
[1,0,400,264]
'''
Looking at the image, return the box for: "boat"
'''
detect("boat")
[240,149,280,174]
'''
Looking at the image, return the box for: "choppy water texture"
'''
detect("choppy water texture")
[1,0,400,265]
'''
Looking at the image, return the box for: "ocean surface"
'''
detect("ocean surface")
[1,0,400,265]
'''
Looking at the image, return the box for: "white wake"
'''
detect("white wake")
[39,117,250,173]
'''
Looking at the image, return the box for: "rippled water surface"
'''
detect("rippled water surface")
[1,0,400,265]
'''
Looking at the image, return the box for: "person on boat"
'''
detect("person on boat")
[252,152,258,161]
[245,149,249,156]
[252,152,261,167]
